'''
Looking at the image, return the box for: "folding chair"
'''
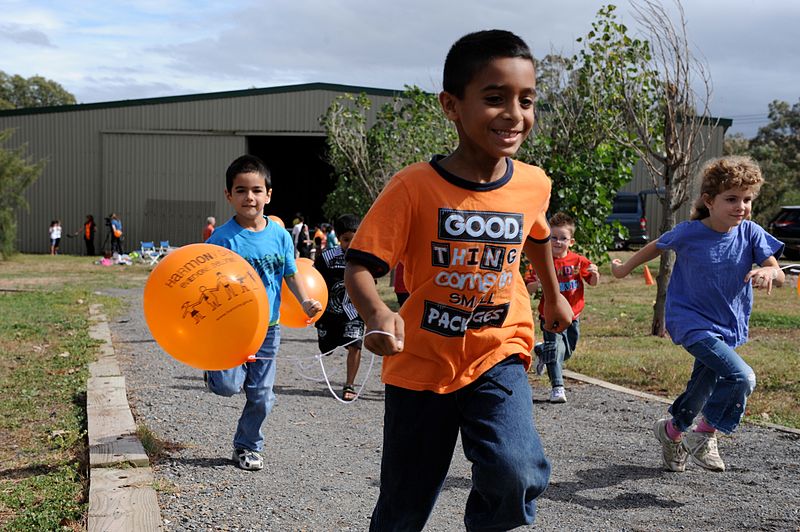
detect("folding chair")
[140,241,159,266]
[157,240,171,256]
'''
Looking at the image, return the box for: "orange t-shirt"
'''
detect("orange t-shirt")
[347,157,551,393]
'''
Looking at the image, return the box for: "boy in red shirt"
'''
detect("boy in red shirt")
[345,30,572,531]
[526,212,599,403]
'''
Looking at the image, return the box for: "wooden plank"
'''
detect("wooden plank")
[87,376,130,410]
[88,467,162,531]
[89,356,121,377]
[88,405,137,443]
[90,434,150,468]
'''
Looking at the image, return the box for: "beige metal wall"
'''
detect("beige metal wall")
[0,85,396,254]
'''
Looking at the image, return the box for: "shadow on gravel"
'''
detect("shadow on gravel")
[163,456,233,468]
[543,465,683,510]
[273,384,386,402]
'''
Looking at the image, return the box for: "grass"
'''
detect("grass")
[0,254,151,530]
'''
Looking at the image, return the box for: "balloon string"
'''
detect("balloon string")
[249,330,397,404]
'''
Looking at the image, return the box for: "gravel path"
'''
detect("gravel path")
[110,287,800,531]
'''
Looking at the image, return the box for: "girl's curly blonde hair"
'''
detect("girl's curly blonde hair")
[690,156,764,221]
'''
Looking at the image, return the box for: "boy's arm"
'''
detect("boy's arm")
[610,240,662,278]
[284,274,323,318]
[523,240,573,332]
[586,262,599,286]
[744,256,784,294]
[344,263,404,356]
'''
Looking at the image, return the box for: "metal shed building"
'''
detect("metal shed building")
[0,83,398,255]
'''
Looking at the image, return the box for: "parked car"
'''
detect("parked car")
[768,205,800,260]
[606,192,648,250]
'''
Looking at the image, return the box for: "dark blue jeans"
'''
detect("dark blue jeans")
[539,318,580,387]
[369,356,551,532]
[669,335,756,434]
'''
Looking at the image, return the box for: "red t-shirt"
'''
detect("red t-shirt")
[348,157,551,393]
[526,250,593,318]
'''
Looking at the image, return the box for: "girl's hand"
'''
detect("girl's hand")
[745,267,780,294]
[610,259,627,279]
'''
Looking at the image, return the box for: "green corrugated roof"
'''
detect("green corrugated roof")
[0,82,403,117]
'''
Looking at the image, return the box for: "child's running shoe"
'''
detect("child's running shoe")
[549,386,567,403]
[682,431,725,471]
[232,448,264,471]
[653,418,688,472]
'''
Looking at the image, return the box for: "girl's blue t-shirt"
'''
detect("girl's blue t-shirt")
[207,216,297,325]
[656,220,783,348]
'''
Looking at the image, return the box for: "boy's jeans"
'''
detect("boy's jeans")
[206,325,281,452]
[539,318,580,388]
[369,356,551,532]
[669,335,756,434]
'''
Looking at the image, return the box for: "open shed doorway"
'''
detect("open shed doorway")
[248,135,336,228]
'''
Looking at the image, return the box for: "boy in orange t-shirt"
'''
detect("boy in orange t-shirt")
[525,212,599,404]
[344,30,572,531]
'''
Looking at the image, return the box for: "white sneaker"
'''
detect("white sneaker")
[653,418,688,472]
[682,431,725,471]
[549,386,567,403]
[232,448,263,471]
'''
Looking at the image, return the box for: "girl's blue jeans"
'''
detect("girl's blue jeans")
[206,325,281,452]
[669,335,756,435]
[369,356,551,532]
[539,318,580,387]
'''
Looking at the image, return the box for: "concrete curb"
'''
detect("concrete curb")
[87,304,163,531]
[563,368,800,436]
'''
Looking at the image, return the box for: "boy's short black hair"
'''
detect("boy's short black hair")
[225,155,271,191]
[443,29,534,98]
[334,214,360,236]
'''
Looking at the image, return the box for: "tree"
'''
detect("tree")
[519,7,659,260]
[321,87,456,219]
[587,0,714,336]
[0,129,46,259]
[0,71,77,109]
[748,99,800,224]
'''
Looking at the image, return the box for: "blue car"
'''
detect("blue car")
[606,192,649,250]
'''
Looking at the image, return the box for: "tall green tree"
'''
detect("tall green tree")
[0,130,46,259]
[749,99,800,224]
[0,71,76,109]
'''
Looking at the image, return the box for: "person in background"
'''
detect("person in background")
[110,213,123,254]
[393,262,409,308]
[76,215,96,256]
[49,219,62,255]
[325,223,339,250]
[203,216,216,241]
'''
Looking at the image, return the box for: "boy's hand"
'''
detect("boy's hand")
[587,264,600,285]
[364,308,405,356]
[610,259,628,279]
[301,298,323,318]
[541,293,573,333]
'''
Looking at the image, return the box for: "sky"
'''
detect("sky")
[1,0,797,137]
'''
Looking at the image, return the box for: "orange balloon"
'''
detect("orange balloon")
[296,257,314,266]
[143,243,270,370]
[267,215,285,228]
[279,261,329,328]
